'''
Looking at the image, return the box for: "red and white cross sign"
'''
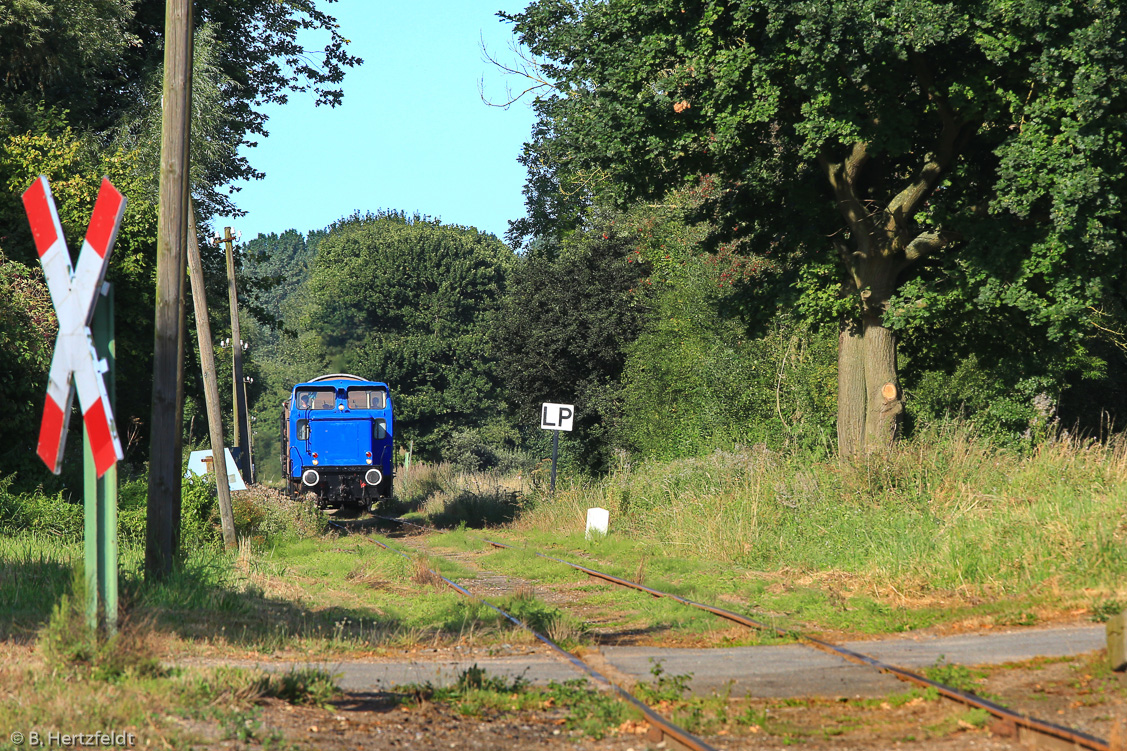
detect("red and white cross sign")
[23,176,126,477]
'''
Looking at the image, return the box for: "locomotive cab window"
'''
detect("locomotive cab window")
[296,388,335,410]
[296,419,310,441]
[348,387,387,410]
[373,419,387,441]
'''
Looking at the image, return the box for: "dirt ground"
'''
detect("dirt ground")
[211,654,1125,751]
[169,521,1125,749]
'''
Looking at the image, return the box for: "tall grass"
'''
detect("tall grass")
[517,425,1127,598]
[397,462,529,528]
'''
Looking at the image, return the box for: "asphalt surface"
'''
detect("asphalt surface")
[189,623,1106,699]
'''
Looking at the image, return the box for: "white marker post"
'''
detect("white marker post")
[540,403,574,494]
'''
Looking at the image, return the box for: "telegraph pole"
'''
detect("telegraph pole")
[147,0,193,580]
[218,227,250,481]
[186,202,237,548]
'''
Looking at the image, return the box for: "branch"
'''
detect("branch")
[479,34,555,109]
[902,229,961,264]
[886,56,979,228]
[819,142,873,240]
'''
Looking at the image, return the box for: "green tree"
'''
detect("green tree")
[503,0,1127,456]
[0,254,57,482]
[0,0,361,475]
[299,212,513,453]
[242,229,319,327]
[492,213,652,471]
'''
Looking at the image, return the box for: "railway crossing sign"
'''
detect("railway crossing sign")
[540,402,575,431]
[23,176,126,477]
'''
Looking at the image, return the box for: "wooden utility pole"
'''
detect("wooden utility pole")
[172,211,188,553]
[219,226,251,482]
[147,0,193,580]
[186,202,237,548]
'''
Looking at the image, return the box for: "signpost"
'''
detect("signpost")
[540,403,574,493]
[24,176,126,632]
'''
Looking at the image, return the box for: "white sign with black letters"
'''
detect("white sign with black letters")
[540,403,575,432]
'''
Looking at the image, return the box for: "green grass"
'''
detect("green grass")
[0,533,78,637]
[479,427,1127,634]
[0,660,340,748]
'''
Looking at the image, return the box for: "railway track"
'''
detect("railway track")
[359,514,1115,751]
[328,519,720,751]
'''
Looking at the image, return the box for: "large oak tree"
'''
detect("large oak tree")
[503,0,1127,456]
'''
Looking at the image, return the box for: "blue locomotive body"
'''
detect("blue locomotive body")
[281,373,393,511]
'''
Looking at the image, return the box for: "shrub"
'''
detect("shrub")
[620,258,837,459]
[0,474,82,540]
[443,421,536,475]
[230,485,325,542]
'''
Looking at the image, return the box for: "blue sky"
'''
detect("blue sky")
[214,1,539,244]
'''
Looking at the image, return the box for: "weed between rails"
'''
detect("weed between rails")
[407,665,635,739]
[413,661,990,743]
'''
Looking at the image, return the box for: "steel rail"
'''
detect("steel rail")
[328,520,719,751]
[374,514,1111,751]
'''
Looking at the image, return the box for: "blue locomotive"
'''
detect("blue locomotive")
[281,373,394,512]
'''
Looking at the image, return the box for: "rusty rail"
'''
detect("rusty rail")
[374,514,1111,751]
[329,521,719,751]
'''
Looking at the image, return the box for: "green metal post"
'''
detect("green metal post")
[84,284,118,634]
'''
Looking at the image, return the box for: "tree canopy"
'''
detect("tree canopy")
[0,0,360,484]
[504,0,1127,453]
[297,212,513,453]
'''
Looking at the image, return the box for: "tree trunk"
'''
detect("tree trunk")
[862,311,902,448]
[836,268,904,457]
[819,123,971,457]
[837,319,866,458]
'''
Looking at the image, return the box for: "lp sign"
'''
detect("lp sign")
[540,403,574,432]
[540,403,574,494]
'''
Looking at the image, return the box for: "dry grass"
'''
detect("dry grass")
[411,556,445,589]
[514,426,1127,606]
[399,462,529,529]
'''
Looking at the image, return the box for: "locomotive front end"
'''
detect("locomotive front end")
[282,374,394,512]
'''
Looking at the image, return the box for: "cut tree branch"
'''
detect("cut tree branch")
[903,229,961,265]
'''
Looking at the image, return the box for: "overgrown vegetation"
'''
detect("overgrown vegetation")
[514,426,1127,597]
[407,666,635,739]
[3,1,1126,741]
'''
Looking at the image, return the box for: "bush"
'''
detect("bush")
[231,485,325,542]
[0,474,82,540]
[906,355,1062,445]
[443,422,538,475]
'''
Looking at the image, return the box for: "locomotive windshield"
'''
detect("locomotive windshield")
[347,387,387,410]
[295,388,335,410]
